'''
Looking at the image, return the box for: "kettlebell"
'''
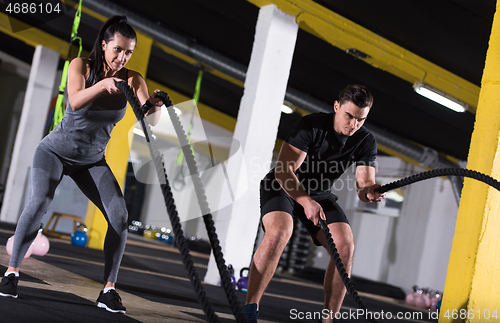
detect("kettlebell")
[405,285,418,306]
[71,222,88,247]
[158,233,174,244]
[228,265,236,286]
[143,225,158,240]
[220,264,236,287]
[237,267,250,292]
[436,298,442,313]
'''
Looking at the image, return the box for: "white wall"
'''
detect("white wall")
[415,177,458,290]
[0,46,59,223]
[0,50,30,197]
[378,172,458,293]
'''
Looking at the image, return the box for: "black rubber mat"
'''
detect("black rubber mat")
[0,287,142,323]
[0,222,437,323]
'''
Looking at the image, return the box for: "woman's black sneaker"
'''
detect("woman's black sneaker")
[0,274,19,298]
[96,289,126,313]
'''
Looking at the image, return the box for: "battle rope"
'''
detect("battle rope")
[374,167,500,194]
[319,167,500,323]
[155,90,247,323]
[318,218,376,323]
[116,82,219,322]
[115,81,246,323]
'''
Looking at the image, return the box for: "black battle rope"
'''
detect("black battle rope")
[116,82,219,322]
[115,82,246,323]
[155,91,246,323]
[374,167,500,194]
[318,218,376,323]
[319,167,500,323]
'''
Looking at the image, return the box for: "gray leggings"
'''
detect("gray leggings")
[10,146,128,283]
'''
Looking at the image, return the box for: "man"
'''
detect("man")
[242,84,386,323]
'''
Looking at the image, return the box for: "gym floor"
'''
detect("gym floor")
[0,222,437,323]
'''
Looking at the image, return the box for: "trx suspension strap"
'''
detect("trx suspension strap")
[49,0,82,132]
[177,67,203,164]
[173,68,204,190]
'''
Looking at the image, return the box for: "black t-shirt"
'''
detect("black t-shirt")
[277,112,377,194]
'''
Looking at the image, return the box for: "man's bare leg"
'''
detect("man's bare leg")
[245,211,294,309]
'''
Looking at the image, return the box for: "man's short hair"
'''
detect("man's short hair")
[338,84,373,109]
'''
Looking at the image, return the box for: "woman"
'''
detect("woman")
[0,15,163,314]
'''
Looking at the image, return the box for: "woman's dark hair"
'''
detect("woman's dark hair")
[87,15,137,85]
[338,84,374,109]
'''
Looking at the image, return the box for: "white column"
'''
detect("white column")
[204,4,298,284]
[0,46,59,223]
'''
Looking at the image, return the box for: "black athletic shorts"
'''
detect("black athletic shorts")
[260,172,349,246]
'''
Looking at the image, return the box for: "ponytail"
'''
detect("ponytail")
[87,15,137,85]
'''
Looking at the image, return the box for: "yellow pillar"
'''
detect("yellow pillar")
[84,32,153,249]
[440,2,500,322]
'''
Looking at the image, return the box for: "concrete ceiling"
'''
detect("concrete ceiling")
[0,0,496,162]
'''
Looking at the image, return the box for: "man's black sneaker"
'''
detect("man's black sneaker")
[96,289,126,313]
[242,303,259,323]
[0,274,19,298]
